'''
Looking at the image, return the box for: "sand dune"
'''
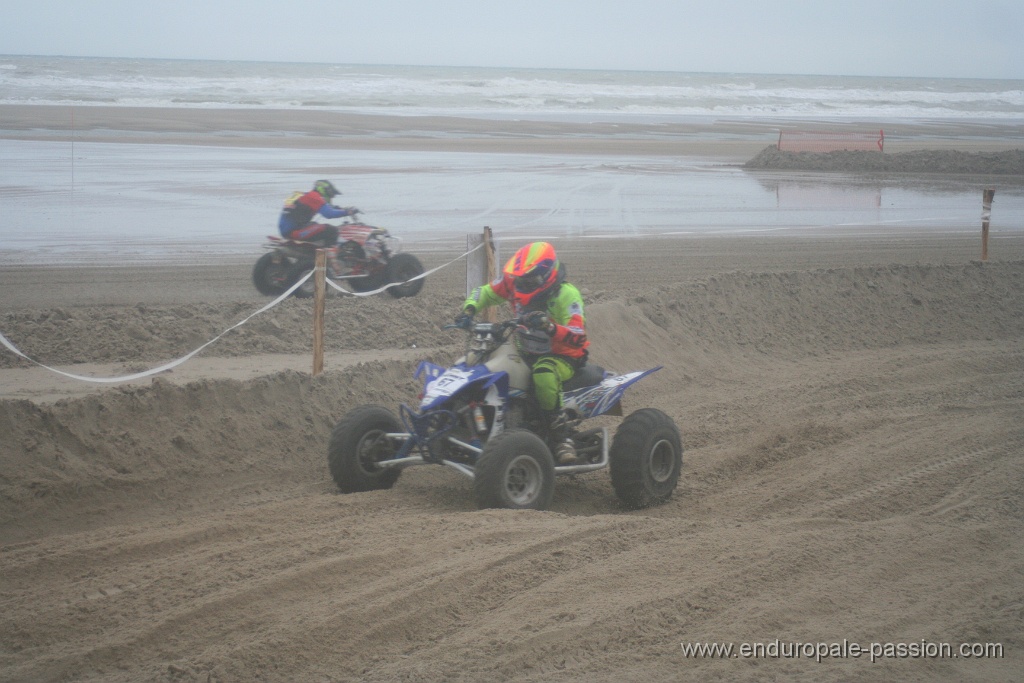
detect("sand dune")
[1,237,1022,682]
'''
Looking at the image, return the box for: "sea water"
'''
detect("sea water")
[2,55,1022,119]
[1,56,1022,265]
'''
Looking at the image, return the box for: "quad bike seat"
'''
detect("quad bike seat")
[563,362,607,391]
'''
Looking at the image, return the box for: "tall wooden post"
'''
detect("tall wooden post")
[312,249,327,376]
[482,226,498,322]
[981,188,995,262]
[70,107,75,202]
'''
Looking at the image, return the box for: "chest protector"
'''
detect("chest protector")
[282,191,315,226]
[515,327,553,356]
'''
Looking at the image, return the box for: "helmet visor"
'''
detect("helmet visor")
[316,181,339,198]
[514,271,546,293]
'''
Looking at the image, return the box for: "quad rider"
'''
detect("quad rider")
[455,241,590,465]
[278,180,359,248]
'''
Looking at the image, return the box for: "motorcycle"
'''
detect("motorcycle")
[327,315,683,511]
[252,212,425,299]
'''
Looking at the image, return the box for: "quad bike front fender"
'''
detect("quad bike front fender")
[414,361,509,412]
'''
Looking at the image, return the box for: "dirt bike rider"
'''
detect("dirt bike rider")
[278,180,359,259]
[455,241,590,465]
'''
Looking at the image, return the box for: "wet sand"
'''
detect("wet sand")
[4,103,1023,157]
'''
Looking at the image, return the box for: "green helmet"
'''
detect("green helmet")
[314,180,340,200]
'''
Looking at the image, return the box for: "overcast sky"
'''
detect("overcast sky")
[1,0,1021,79]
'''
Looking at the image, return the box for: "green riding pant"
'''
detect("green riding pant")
[531,354,577,412]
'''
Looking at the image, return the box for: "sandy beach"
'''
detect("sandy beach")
[1,106,1023,682]
[5,104,1024,156]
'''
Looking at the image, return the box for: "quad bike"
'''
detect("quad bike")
[327,316,683,510]
[252,213,425,299]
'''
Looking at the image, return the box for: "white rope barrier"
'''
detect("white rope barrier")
[326,243,482,296]
[0,270,313,384]
[0,242,483,385]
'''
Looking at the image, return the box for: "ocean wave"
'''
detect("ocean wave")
[1,56,1021,119]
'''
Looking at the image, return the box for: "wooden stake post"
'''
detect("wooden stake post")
[482,227,498,322]
[312,249,327,376]
[981,188,995,262]
[466,227,500,322]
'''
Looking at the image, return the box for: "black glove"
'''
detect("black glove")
[523,310,554,334]
[344,206,360,216]
[454,308,475,329]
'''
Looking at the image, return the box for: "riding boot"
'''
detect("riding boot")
[545,410,579,465]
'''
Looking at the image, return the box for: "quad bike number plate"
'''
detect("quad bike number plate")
[422,368,475,403]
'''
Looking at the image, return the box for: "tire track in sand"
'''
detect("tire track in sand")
[810,436,1024,518]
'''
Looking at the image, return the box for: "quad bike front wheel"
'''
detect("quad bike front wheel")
[384,252,425,298]
[346,265,387,293]
[609,408,683,509]
[474,429,555,510]
[252,252,292,296]
[328,405,403,493]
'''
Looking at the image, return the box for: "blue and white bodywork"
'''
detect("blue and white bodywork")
[327,317,684,511]
[392,319,661,477]
[562,368,661,418]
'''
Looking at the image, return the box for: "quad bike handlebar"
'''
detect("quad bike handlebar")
[445,313,554,335]
[444,315,527,333]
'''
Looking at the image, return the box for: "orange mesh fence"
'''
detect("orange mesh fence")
[777,130,884,152]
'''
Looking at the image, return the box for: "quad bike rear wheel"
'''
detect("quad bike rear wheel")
[328,405,403,493]
[474,429,555,510]
[252,252,292,296]
[609,408,682,509]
